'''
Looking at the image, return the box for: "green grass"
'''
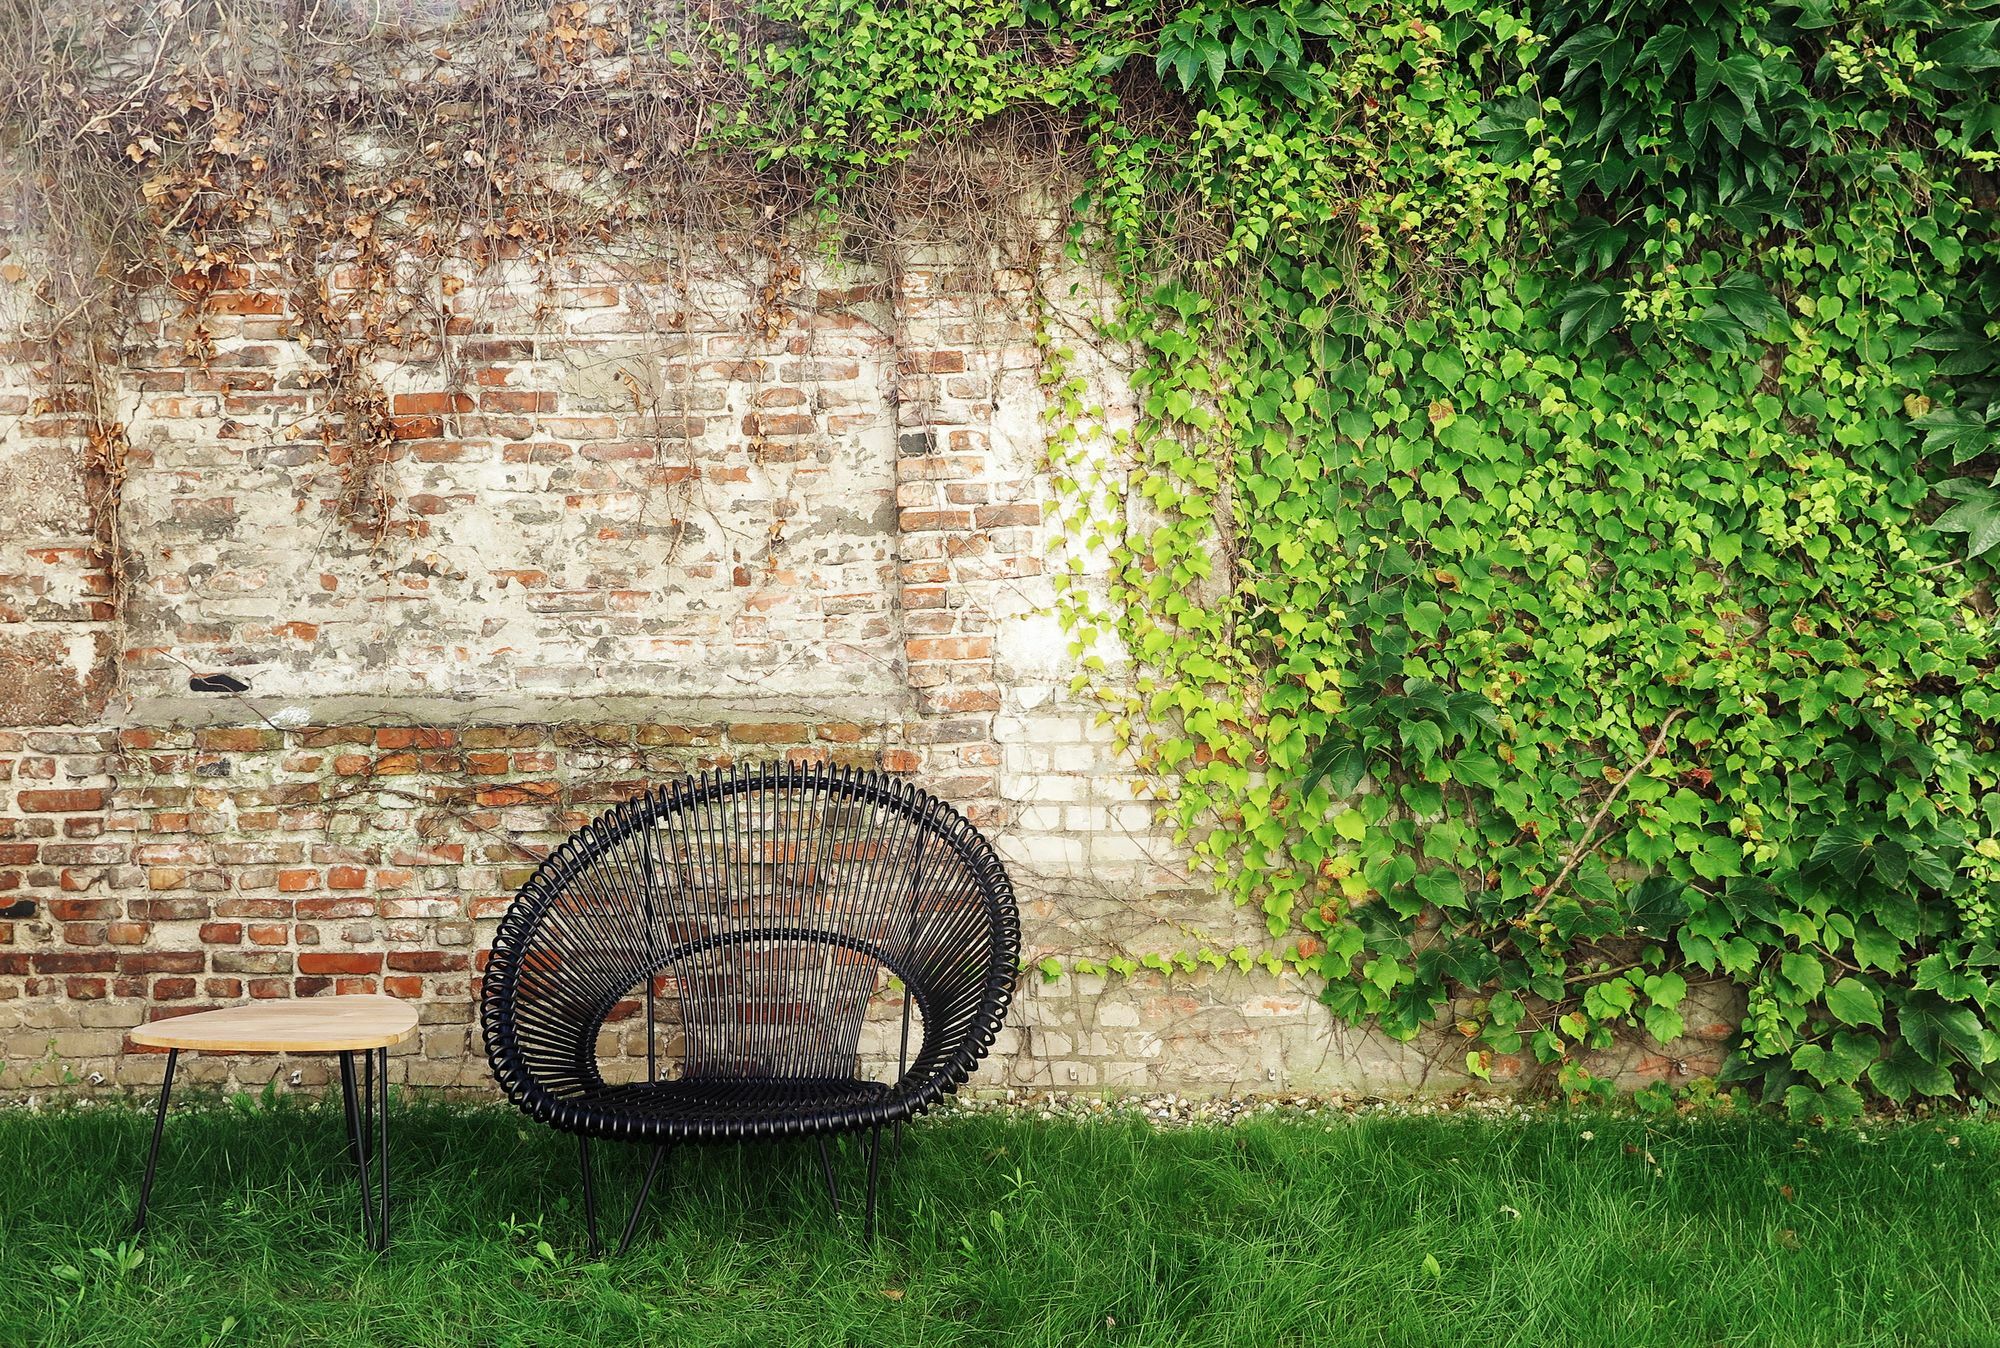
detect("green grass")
[3,1096,1999,1347]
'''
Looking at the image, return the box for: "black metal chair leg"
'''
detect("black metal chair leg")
[863,1122,882,1244]
[338,1052,376,1246]
[816,1137,841,1217]
[615,1145,669,1257]
[375,1046,390,1252]
[578,1135,601,1257]
[130,1048,178,1236]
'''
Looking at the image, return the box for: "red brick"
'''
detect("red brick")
[120,952,203,975]
[472,782,560,807]
[390,416,443,440]
[974,504,1040,528]
[743,412,816,437]
[899,510,975,532]
[376,727,456,750]
[393,391,473,416]
[462,728,544,749]
[200,922,244,944]
[16,788,106,813]
[327,865,369,890]
[298,952,382,976]
[206,292,283,315]
[387,951,466,973]
[731,723,809,745]
[48,899,115,921]
[32,952,117,973]
[905,637,992,662]
[152,977,199,999]
[479,390,555,413]
[195,728,280,752]
[382,975,425,998]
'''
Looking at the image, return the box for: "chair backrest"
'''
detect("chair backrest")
[482,763,1019,1109]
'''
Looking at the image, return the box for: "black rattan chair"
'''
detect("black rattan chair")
[480,762,1021,1252]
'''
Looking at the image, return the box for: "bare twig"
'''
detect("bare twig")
[1525,710,1686,921]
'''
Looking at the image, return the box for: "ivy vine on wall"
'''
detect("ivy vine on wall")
[718,0,2000,1114]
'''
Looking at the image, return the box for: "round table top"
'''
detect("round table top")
[130,994,421,1053]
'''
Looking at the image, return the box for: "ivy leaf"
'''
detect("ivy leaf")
[1825,977,1884,1030]
[1416,868,1468,912]
[1923,20,2000,82]
[1713,189,1804,233]
[1712,52,1768,111]
[1914,954,1987,1003]
[1552,25,1633,89]
[1450,753,1502,791]
[1635,25,1694,75]
[1931,480,2000,557]
[1302,739,1368,800]
[1785,1082,1865,1122]
[1684,309,1747,353]
[1915,321,2000,377]
[1643,1003,1686,1045]
[1557,217,1630,276]
[1804,827,1874,885]
[1869,1044,1957,1102]
[1711,273,1786,335]
[1556,283,1622,348]
[1913,407,1996,463]
[1583,976,1638,1021]
[1403,719,1446,763]
[1794,1031,1880,1086]
[1642,970,1687,1008]
[1898,993,1989,1066]
[1627,877,1691,933]
[1780,952,1826,1000]
[1470,94,1542,162]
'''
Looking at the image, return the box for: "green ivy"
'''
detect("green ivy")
[704,0,2000,1114]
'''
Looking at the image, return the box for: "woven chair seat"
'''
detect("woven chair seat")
[570,1076,894,1139]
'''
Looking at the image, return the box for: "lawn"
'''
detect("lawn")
[1,1095,1996,1347]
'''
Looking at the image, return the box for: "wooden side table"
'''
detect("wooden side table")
[128,994,419,1251]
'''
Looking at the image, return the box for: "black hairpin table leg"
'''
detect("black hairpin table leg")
[129,1048,178,1236]
[374,1044,391,1251]
[339,1051,376,1246]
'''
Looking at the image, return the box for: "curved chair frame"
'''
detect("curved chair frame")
[481,763,1020,1250]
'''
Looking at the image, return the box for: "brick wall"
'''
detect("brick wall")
[0,215,1734,1099]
